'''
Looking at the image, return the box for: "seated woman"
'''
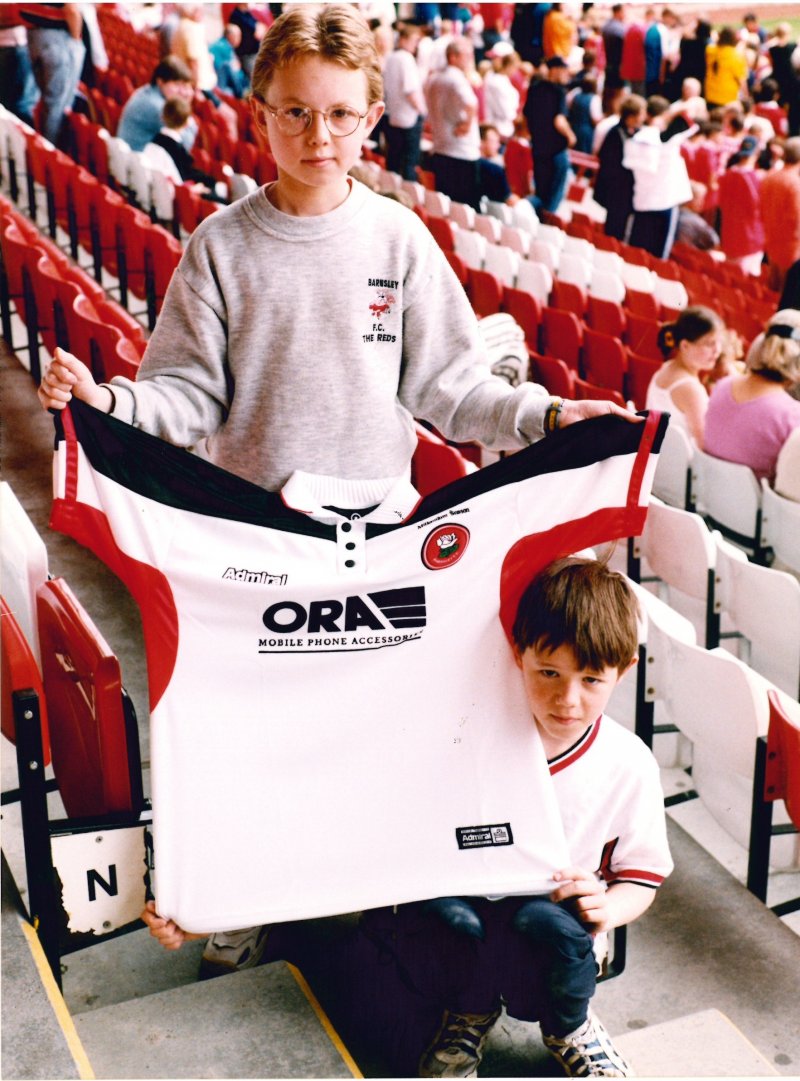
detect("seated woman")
[775,427,800,501]
[704,309,800,482]
[645,306,726,447]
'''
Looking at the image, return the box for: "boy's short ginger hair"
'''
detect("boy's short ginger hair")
[512,557,639,673]
[251,4,383,106]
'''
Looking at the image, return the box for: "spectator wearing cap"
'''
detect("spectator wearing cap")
[718,134,765,276]
[760,136,800,292]
[522,54,576,216]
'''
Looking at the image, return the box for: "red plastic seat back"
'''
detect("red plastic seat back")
[530,352,576,398]
[1,597,51,763]
[624,311,662,361]
[467,267,503,317]
[626,352,661,411]
[573,374,626,408]
[502,286,541,350]
[541,306,583,370]
[582,327,628,394]
[412,425,472,497]
[765,690,800,829]
[36,578,138,817]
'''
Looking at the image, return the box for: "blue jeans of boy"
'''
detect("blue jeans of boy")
[401,895,598,1037]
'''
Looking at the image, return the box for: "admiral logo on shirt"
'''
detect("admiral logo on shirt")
[456,823,514,850]
[223,567,287,586]
[258,587,426,653]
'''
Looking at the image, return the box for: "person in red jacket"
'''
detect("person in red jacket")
[760,137,800,291]
[718,134,765,275]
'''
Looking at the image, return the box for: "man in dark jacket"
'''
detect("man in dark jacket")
[523,55,576,216]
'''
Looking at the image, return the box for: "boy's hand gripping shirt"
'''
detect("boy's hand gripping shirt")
[50,403,666,932]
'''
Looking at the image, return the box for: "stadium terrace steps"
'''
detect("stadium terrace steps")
[614,1009,780,1077]
[71,960,356,1080]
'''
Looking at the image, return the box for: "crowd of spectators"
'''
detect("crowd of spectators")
[1,1,799,494]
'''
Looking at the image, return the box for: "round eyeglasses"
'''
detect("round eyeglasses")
[263,104,370,138]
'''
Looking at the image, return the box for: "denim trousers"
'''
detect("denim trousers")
[394,895,598,1037]
[27,27,85,146]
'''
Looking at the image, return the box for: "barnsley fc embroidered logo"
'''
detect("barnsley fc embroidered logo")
[368,289,396,318]
[421,524,470,570]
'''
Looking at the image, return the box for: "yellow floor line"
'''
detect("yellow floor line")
[286,962,364,1079]
[18,917,95,1081]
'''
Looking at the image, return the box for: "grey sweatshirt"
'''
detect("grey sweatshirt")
[109,179,550,496]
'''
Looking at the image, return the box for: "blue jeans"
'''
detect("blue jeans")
[533,148,572,216]
[27,27,85,146]
[403,895,598,1036]
[0,44,40,127]
[386,117,424,182]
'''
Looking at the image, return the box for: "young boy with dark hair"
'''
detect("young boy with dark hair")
[416,557,672,1079]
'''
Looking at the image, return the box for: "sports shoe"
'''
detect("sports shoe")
[541,1011,632,1077]
[198,925,270,980]
[419,1007,501,1077]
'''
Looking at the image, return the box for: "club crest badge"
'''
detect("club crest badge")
[421,524,470,570]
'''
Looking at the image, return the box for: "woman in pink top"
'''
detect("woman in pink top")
[704,309,800,481]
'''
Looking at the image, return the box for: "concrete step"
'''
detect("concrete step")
[72,961,358,1080]
[1,854,83,1081]
[615,1008,781,1077]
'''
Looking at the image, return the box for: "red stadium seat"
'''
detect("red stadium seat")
[530,352,576,398]
[550,278,587,318]
[624,311,662,361]
[581,327,627,394]
[625,352,662,410]
[145,225,183,320]
[36,577,143,818]
[444,249,469,287]
[411,424,473,497]
[624,287,660,320]
[427,213,456,253]
[66,293,143,382]
[503,139,533,197]
[501,286,542,351]
[747,690,800,913]
[573,374,626,408]
[587,295,626,338]
[540,306,583,370]
[174,182,221,237]
[467,267,503,317]
[1,596,51,761]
